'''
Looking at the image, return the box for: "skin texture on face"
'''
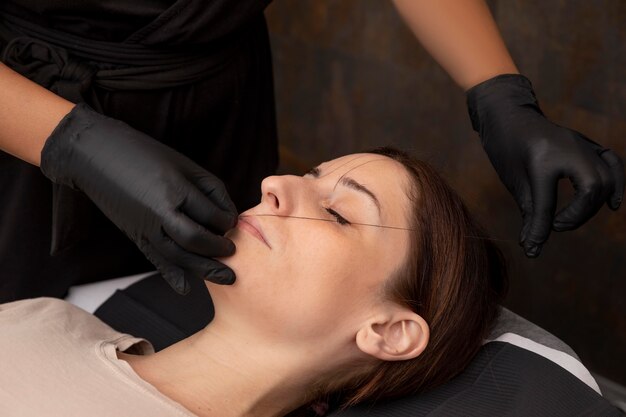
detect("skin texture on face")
[210,153,414,348]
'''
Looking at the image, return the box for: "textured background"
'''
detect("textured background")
[265,0,626,384]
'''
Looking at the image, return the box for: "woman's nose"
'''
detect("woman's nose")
[260,175,298,215]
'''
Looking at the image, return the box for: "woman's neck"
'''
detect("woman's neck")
[119,316,332,417]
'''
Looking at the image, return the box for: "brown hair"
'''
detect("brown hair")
[310,147,509,410]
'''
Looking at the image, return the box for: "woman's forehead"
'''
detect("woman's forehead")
[318,153,398,175]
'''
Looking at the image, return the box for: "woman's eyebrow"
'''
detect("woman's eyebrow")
[306,164,382,215]
[337,176,381,215]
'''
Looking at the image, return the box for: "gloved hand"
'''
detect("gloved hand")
[40,103,238,294]
[467,74,624,257]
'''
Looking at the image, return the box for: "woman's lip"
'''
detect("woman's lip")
[238,216,271,248]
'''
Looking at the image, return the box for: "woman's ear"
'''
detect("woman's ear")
[355,305,429,361]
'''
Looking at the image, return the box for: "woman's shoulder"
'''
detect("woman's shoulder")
[0,298,188,416]
[0,297,123,342]
[2,296,98,321]
[0,296,84,319]
[1,296,80,313]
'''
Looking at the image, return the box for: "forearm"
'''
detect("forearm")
[0,63,75,166]
[391,0,519,90]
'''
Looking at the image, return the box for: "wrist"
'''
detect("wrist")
[459,65,520,91]
[466,74,541,133]
[40,103,98,189]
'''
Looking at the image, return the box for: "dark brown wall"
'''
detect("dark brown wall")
[265,0,626,383]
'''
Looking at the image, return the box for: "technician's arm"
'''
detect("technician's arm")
[0,62,74,165]
[0,62,237,293]
[391,0,518,89]
[392,0,625,257]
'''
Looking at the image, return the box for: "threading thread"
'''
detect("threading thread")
[240,214,516,243]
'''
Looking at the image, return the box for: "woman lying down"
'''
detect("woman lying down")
[0,148,507,417]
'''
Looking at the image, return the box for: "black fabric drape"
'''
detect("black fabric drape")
[95,272,212,352]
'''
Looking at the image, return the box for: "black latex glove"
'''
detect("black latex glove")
[467,74,624,257]
[41,103,238,294]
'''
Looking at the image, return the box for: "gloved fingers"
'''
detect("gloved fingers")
[524,172,559,257]
[192,173,239,215]
[520,214,532,249]
[513,182,533,245]
[552,168,610,232]
[181,185,237,234]
[162,213,236,258]
[152,234,236,285]
[599,149,625,210]
[138,239,189,295]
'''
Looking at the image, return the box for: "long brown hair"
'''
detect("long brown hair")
[315,147,509,409]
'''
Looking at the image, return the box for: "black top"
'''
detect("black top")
[4,0,172,41]
[4,0,272,44]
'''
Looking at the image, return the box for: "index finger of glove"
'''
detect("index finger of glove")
[162,213,236,258]
[524,171,559,257]
[512,181,533,245]
[182,185,237,234]
[191,172,238,215]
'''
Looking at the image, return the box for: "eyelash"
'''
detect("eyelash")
[324,207,350,225]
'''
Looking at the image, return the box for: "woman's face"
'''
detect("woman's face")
[209,153,413,344]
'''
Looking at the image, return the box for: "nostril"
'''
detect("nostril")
[267,192,279,210]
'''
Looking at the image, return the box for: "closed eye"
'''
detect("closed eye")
[325,207,350,225]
